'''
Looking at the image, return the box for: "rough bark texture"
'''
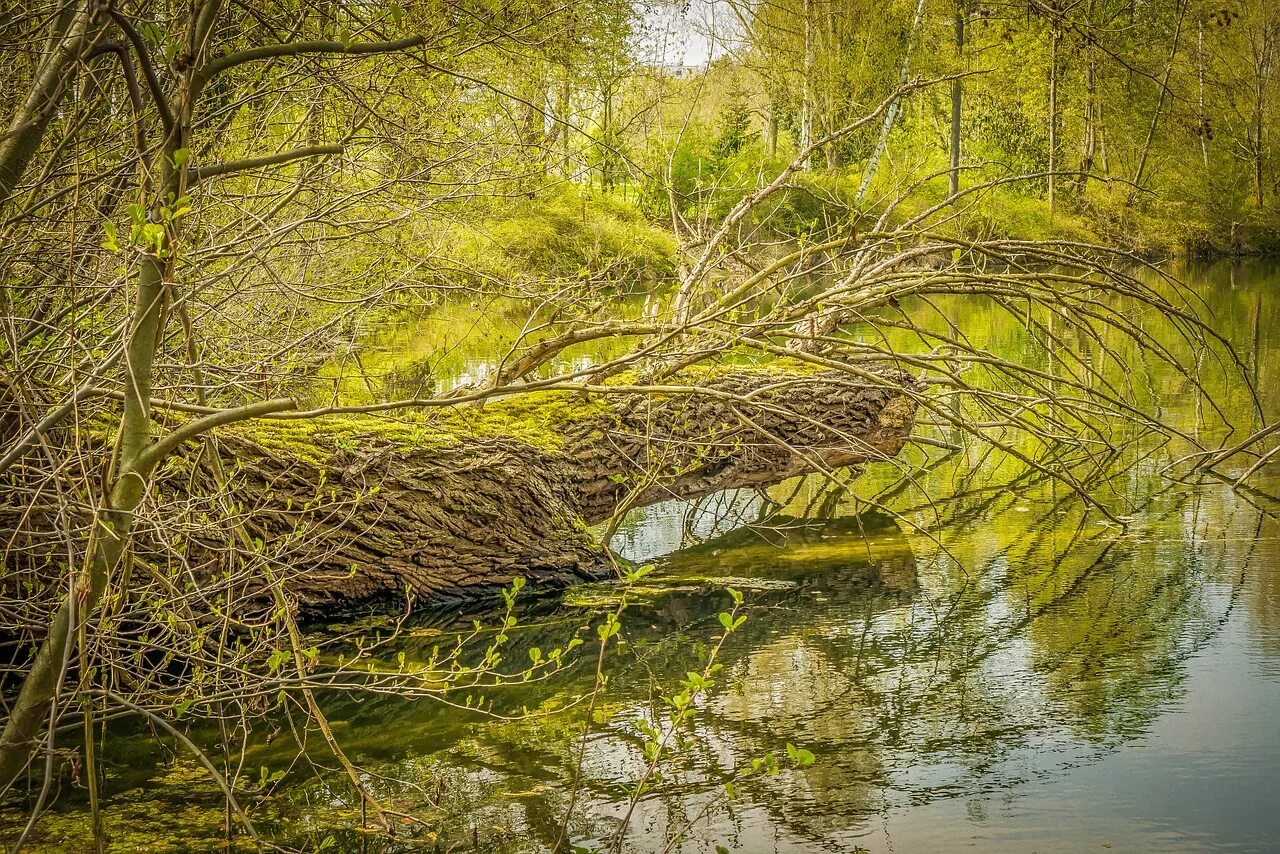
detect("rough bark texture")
[1,366,917,613]
[217,366,918,610]
[222,434,608,609]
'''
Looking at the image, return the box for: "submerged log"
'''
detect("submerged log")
[221,365,918,610]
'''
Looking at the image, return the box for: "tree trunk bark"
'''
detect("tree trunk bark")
[1198,22,1210,177]
[1133,0,1188,189]
[1079,49,1097,188]
[949,4,965,199]
[212,367,918,610]
[800,0,815,170]
[0,3,97,210]
[857,0,928,201]
[1048,23,1059,215]
[1254,83,1266,209]
[0,0,219,790]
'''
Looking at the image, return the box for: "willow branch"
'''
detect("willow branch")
[136,397,299,473]
[191,144,344,182]
[106,8,176,132]
[199,34,428,81]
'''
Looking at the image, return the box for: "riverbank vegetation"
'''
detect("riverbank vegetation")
[0,0,1274,850]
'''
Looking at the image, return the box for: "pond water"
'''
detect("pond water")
[8,259,1280,852]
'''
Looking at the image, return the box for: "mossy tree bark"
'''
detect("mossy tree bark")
[215,366,917,609]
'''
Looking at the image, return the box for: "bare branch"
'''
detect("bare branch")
[199,34,428,82]
[191,144,344,182]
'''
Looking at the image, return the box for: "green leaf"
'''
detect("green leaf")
[623,563,655,583]
[100,221,120,253]
[170,147,191,169]
[786,742,815,766]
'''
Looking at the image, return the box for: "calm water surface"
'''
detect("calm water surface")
[9,260,1280,852]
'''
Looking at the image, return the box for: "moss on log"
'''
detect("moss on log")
[218,365,918,610]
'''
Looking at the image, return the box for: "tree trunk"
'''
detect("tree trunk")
[800,0,815,169]
[211,367,918,609]
[0,157,176,800]
[1133,0,1188,189]
[1048,23,1059,214]
[0,0,221,791]
[1198,22,1210,177]
[857,0,928,201]
[0,3,97,210]
[1079,49,1097,188]
[558,71,572,178]
[1254,81,1266,209]
[949,3,965,199]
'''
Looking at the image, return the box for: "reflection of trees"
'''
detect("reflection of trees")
[849,446,1270,758]
[588,454,1273,852]
[580,459,1266,850]
[1249,516,1280,653]
[558,510,918,851]
[1203,477,1280,659]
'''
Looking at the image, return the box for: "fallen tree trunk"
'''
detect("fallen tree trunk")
[215,365,918,610]
[1,366,917,613]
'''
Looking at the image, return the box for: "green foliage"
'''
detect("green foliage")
[712,94,753,162]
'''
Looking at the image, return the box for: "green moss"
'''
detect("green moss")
[560,583,691,608]
[235,357,845,469]
[446,393,612,452]
[232,409,448,463]
[607,359,837,401]
[232,390,614,465]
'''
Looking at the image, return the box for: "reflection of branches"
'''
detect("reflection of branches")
[654,479,1259,846]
